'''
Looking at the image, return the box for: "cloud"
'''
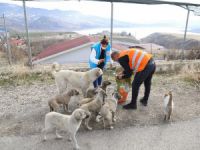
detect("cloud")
[1,0,200,27]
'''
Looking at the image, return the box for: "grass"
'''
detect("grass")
[0,65,54,86]
[0,62,200,88]
[180,65,200,89]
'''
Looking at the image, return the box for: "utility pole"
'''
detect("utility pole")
[182,6,190,60]
[23,0,32,68]
[2,14,12,65]
[110,2,113,49]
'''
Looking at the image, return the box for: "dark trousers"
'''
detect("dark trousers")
[130,59,156,106]
[93,75,102,88]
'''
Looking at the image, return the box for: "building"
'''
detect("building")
[33,36,127,64]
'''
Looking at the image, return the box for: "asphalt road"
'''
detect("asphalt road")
[1,118,200,150]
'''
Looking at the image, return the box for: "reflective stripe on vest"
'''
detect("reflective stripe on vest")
[132,51,147,73]
[131,50,139,70]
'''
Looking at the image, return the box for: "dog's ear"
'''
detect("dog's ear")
[96,71,100,77]
[74,110,82,120]
[94,89,98,94]
[96,68,102,77]
[169,91,172,95]
[68,90,73,96]
[164,93,168,97]
[75,90,80,95]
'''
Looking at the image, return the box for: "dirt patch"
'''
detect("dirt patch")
[0,73,200,137]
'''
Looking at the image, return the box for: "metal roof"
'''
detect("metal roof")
[79,0,200,6]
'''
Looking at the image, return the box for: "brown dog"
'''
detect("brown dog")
[48,89,79,112]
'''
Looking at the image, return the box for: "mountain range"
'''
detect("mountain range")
[0,3,135,32]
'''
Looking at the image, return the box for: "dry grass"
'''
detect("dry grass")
[11,46,28,63]
[0,64,53,86]
[166,49,200,60]
[181,65,200,89]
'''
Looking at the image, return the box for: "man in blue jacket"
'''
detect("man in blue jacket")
[89,36,112,88]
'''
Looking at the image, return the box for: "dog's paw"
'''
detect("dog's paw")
[96,118,100,123]
[109,126,114,130]
[67,138,72,142]
[87,126,93,131]
[113,118,116,122]
[73,145,80,150]
[55,135,63,140]
[42,139,47,142]
[96,115,102,122]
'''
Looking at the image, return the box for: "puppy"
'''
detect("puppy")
[163,91,174,121]
[42,109,88,150]
[101,80,112,91]
[86,87,98,98]
[80,81,112,105]
[78,88,98,106]
[68,95,81,113]
[52,64,103,96]
[97,86,121,129]
[80,88,107,130]
[48,89,79,112]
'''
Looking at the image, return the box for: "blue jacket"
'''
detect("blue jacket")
[89,42,111,69]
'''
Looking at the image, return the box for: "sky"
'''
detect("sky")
[0,0,200,27]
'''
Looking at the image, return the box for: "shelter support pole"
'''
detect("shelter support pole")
[182,6,190,60]
[3,14,12,65]
[23,0,32,68]
[110,2,113,49]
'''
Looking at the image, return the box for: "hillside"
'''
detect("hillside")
[0,3,134,31]
[141,33,200,50]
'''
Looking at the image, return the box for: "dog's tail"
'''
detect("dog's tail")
[167,91,173,107]
[51,62,60,77]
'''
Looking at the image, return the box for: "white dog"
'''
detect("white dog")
[163,91,174,121]
[52,63,103,96]
[42,109,89,150]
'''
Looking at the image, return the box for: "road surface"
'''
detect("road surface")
[1,118,200,150]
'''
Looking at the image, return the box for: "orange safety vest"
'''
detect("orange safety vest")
[119,49,152,73]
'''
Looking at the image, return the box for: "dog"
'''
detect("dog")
[96,86,121,129]
[68,95,81,113]
[163,91,174,121]
[52,64,103,96]
[80,88,107,130]
[86,87,98,98]
[79,80,112,105]
[42,109,88,150]
[48,89,79,112]
[101,80,112,91]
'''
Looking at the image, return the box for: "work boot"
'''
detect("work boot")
[140,98,148,106]
[123,103,137,110]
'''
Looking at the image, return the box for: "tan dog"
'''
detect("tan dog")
[48,89,79,112]
[80,88,107,130]
[42,109,89,150]
[79,80,112,105]
[86,87,98,98]
[101,80,112,91]
[68,87,98,113]
[52,63,103,96]
[163,91,174,121]
[96,86,121,129]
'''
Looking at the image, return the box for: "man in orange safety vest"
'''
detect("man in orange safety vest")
[111,48,156,110]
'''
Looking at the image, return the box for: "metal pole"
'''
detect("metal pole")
[184,8,190,41]
[182,6,190,60]
[3,14,12,65]
[23,0,32,68]
[110,2,113,49]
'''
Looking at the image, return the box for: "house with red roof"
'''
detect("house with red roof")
[33,36,128,64]
[10,38,25,46]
